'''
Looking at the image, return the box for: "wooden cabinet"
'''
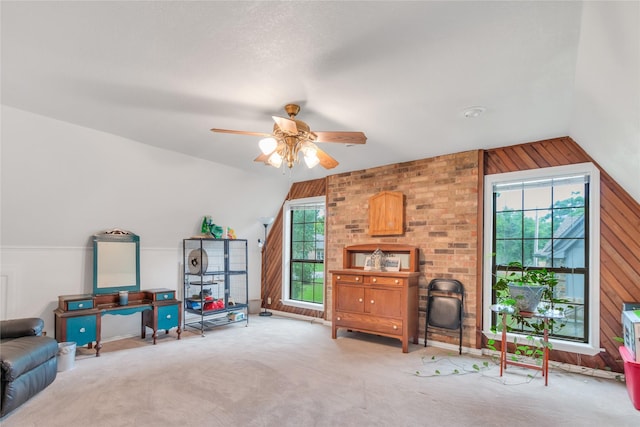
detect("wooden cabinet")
[331,244,420,353]
[369,191,404,236]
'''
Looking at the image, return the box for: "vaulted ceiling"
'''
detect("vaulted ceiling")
[1,1,638,198]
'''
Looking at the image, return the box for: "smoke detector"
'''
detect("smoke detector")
[463,106,487,118]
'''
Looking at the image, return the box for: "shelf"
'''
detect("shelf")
[184,316,247,331]
[185,303,247,316]
[186,272,225,276]
[186,281,222,286]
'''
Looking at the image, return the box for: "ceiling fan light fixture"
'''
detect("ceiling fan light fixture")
[259,137,278,155]
[267,152,283,168]
[304,152,320,168]
[211,103,367,171]
[300,141,317,157]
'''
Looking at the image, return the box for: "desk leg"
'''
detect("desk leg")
[177,304,182,340]
[500,312,507,377]
[543,318,549,386]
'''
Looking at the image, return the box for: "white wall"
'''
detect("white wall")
[570,1,640,202]
[0,106,289,338]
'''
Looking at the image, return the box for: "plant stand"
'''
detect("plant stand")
[491,304,564,386]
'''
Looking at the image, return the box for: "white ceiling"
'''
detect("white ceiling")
[0,1,633,185]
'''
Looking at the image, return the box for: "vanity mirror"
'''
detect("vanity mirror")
[93,229,140,295]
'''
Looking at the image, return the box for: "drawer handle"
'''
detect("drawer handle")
[337,316,341,321]
[163,295,169,299]
[370,300,375,304]
[358,298,363,303]
[78,303,84,308]
[166,314,171,319]
[337,276,341,280]
[79,327,86,333]
[372,278,377,283]
[395,279,399,284]
[393,325,398,330]
[355,277,360,281]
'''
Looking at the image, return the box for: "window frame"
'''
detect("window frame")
[483,162,601,355]
[281,196,325,311]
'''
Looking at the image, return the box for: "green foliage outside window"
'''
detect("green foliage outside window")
[290,208,325,304]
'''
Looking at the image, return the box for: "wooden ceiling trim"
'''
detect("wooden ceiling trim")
[510,145,540,170]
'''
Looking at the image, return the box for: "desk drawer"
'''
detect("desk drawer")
[157,305,179,330]
[66,315,97,346]
[67,299,94,311]
[150,290,175,301]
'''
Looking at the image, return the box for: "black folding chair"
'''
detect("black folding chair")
[424,278,464,354]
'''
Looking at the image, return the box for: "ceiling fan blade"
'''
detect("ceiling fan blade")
[272,116,298,135]
[313,131,367,144]
[211,128,272,138]
[316,147,339,169]
[254,153,270,163]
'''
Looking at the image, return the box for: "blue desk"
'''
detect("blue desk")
[55,289,181,356]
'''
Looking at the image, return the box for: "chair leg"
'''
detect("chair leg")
[424,317,428,347]
[459,314,463,355]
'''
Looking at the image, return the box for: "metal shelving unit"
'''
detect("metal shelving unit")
[183,238,248,335]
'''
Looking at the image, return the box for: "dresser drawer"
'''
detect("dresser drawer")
[67,299,94,311]
[365,276,405,286]
[334,311,403,336]
[333,273,363,284]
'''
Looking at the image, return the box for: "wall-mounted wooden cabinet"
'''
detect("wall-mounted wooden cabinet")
[368,191,404,236]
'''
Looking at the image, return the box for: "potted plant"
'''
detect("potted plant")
[489,261,570,368]
[493,260,568,338]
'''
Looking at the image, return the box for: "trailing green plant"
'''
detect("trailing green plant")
[414,354,493,377]
[491,261,573,364]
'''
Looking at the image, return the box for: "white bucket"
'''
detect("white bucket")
[57,342,77,372]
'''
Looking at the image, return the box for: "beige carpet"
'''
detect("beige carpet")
[2,315,639,426]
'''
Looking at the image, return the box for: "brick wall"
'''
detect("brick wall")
[326,150,481,348]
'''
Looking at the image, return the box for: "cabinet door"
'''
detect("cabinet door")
[368,191,404,236]
[335,285,365,313]
[157,304,179,330]
[66,315,97,347]
[365,288,402,318]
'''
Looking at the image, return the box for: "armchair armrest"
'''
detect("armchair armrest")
[0,318,45,338]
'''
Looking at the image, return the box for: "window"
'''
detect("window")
[483,163,600,355]
[282,196,325,310]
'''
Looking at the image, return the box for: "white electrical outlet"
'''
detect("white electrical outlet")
[267,297,272,304]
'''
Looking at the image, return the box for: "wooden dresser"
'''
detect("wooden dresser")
[331,244,420,353]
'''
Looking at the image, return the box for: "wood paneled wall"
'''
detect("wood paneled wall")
[485,136,640,372]
[262,136,640,372]
[260,178,326,318]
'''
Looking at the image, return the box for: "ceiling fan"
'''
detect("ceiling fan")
[211,104,367,170]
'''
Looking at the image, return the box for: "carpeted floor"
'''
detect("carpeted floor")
[2,315,639,426]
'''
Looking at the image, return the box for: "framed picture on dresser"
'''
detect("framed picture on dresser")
[384,257,401,272]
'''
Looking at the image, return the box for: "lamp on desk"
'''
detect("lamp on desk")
[258,217,274,317]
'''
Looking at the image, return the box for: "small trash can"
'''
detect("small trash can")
[57,342,77,372]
